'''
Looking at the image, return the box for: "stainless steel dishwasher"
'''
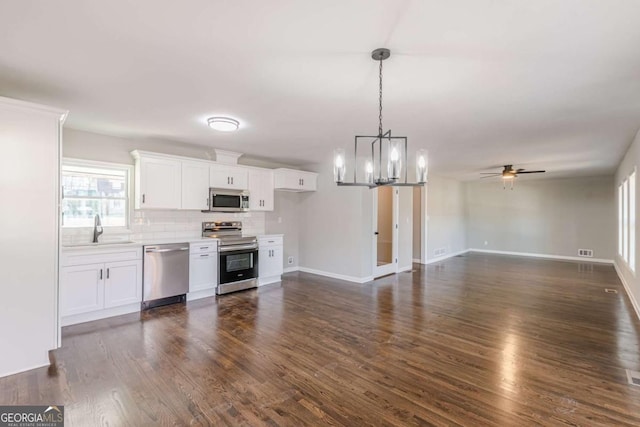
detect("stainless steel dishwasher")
[142,243,189,309]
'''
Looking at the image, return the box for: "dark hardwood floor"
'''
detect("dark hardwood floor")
[2,253,640,426]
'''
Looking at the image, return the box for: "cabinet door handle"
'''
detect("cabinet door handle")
[142,194,146,203]
[200,254,209,257]
[200,246,209,250]
[227,177,230,184]
[100,269,103,280]
[106,268,110,279]
[231,177,234,185]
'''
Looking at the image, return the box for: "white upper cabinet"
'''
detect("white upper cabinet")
[132,152,181,209]
[210,165,248,190]
[131,151,318,211]
[274,168,318,192]
[181,160,210,210]
[248,168,274,211]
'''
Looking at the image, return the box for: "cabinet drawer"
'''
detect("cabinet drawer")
[258,236,283,248]
[190,241,218,254]
[61,247,143,267]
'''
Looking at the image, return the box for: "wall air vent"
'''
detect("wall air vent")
[578,249,593,257]
[434,248,446,257]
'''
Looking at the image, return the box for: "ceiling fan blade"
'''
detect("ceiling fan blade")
[480,173,501,175]
[516,169,525,172]
[517,170,546,174]
[480,175,500,179]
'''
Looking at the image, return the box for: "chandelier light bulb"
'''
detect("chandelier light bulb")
[333,148,346,183]
[365,160,374,183]
[416,149,428,183]
[388,141,402,180]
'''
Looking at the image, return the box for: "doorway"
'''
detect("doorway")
[373,186,398,277]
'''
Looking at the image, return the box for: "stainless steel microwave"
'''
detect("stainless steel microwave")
[206,188,249,212]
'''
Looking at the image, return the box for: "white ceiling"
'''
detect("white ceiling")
[1,0,640,180]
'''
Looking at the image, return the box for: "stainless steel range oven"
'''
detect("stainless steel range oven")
[202,221,258,295]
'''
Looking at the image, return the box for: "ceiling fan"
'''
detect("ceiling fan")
[480,165,546,189]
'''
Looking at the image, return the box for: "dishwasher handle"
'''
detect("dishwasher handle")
[145,247,189,253]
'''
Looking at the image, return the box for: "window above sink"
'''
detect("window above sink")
[61,158,133,229]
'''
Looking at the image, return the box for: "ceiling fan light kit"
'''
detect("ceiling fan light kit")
[334,48,427,189]
[480,165,546,189]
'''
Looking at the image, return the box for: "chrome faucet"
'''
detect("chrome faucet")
[92,214,103,243]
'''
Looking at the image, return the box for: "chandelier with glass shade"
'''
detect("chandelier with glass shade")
[334,48,428,188]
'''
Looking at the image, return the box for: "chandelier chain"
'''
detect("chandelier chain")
[378,57,383,137]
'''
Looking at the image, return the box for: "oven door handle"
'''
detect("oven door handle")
[219,244,258,253]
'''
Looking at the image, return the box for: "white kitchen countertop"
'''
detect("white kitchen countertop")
[61,234,281,252]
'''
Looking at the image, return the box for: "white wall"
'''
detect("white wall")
[425,175,467,261]
[297,160,373,280]
[0,98,64,377]
[413,187,421,261]
[398,187,413,270]
[64,128,293,168]
[265,191,300,270]
[615,128,640,316]
[465,176,615,260]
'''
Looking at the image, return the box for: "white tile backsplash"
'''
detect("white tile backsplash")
[61,210,266,244]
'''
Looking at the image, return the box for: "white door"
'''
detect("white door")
[140,157,181,209]
[60,263,105,316]
[373,187,398,278]
[104,260,142,308]
[181,161,210,210]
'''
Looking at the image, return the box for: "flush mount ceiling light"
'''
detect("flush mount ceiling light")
[207,117,240,132]
[334,48,427,188]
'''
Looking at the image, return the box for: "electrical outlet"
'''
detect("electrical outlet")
[288,256,294,265]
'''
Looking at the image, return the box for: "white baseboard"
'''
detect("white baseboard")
[0,360,50,379]
[426,249,470,265]
[398,265,413,272]
[296,266,373,284]
[258,275,282,286]
[186,288,216,301]
[283,266,299,274]
[61,302,140,327]
[469,248,614,264]
[614,261,640,322]
[412,258,422,264]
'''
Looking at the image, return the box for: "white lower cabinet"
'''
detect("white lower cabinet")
[258,236,284,286]
[60,263,104,316]
[104,261,142,308]
[60,247,143,326]
[188,242,218,300]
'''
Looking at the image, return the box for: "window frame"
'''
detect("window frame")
[61,158,133,231]
[619,168,636,274]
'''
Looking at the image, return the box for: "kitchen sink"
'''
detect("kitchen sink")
[62,240,137,248]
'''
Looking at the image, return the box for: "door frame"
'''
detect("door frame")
[373,187,399,278]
